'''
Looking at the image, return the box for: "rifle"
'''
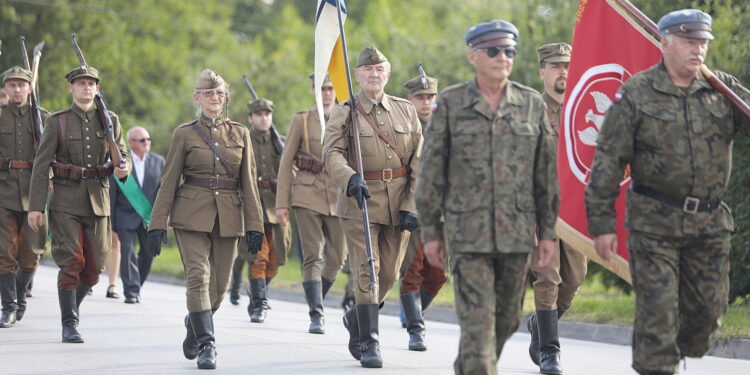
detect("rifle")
[19,36,44,144]
[70,34,126,169]
[242,74,285,152]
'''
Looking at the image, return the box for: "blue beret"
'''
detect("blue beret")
[465,20,519,49]
[657,9,713,40]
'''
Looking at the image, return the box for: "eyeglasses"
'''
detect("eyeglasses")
[475,47,517,59]
[131,138,151,143]
[199,90,227,98]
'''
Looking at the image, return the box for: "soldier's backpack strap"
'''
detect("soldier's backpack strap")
[354,103,407,166]
[190,121,235,178]
[302,110,311,155]
[57,113,69,162]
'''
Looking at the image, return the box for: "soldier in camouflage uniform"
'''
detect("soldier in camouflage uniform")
[585,9,750,375]
[417,20,558,375]
[0,67,49,328]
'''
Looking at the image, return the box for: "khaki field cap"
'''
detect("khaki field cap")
[2,66,33,84]
[658,9,714,40]
[309,73,334,88]
[356,46,389,67]
[537,43,572,66]
[195,68,226,90]
[404,75,438,96]
[247,98,274,114]
[65,66,100,83]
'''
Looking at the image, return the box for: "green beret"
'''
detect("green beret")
[404,75,438,96]
[356,46,388,68]
[537,42,572,66]
[2,66,32,84]
[309,73,334,88]
[248,98,274,114]
[65,66,100,83]
[195,68,225,90]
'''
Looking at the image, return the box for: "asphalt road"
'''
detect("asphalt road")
[3,265,749,374]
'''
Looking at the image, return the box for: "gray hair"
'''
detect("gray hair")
[126,126,149,140]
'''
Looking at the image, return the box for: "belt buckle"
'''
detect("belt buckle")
[209,176,219,190]
[683,197,700,214]
[382,168,393,182]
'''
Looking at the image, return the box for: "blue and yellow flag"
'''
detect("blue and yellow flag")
[314,0,348,139]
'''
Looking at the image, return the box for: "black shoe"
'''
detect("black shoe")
[303,280,325,334]
[527,313,540,365]
[197,344,217,369]
[321,278,334,300]
[15,270,34,321]
[343,305,360,360]
[249,278,267,323]
[0,273,18,328]
[58,289,83,343]
[357,304,383,368]
[401,292,426,351]
[183,314,199,360]
[124,296,141,304]
[538,309,562,375]
[190,310,216,369]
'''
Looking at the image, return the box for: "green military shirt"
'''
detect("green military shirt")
[0,102,49,212]
[416,78,559,254]
[250,127,282,224]
[542,91,562,135]
[29,103,130,217]
[586,61,750,237]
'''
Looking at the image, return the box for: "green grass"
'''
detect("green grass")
[151,244,750,339]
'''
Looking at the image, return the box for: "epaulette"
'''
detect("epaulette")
[441,81,469,95]
[50,108,72,117]
[510,80,542,95]
[388,95,412,104]
[176,120,198,129]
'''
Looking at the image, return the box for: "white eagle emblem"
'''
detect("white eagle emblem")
[577,91,612,146]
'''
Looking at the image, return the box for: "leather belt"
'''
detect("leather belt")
[630,182,721,214]
[52,162,113,181]
[363,166,408,182]
[184,175,239,190]
[257,178,277,190]
[0,159,33,170]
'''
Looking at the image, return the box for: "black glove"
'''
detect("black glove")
[147,229,167,257]
[346,173,371,209]
[399,211,419,232]
[245,231,264,255]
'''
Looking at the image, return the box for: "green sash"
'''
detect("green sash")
[115,174,152,227]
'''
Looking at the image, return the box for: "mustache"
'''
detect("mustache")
[687,55,704,62]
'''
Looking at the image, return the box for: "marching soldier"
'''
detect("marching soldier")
[0,67,49,328]
[398,70,447,351]
[27,66,130,342]
[417,20,558,374]
[586,9,750,375]
[241,96,291,323]
[324,45,422,368]
[147,69,264,369]
[275,73,346,334]
[526,42,585,374]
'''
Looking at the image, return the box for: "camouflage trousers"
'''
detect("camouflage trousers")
[629,230,731,374]
[49,210,110,289]
[0,207,46,273]
[531,240,588,310]
[452,252,530,375]
[294,207,346,282]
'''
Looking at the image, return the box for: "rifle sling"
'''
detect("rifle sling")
[191,121,235,178]
[302,111,311,155]
[58,113,69,162]
[354,103,407,166]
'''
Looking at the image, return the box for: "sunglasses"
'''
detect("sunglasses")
[475,47,517,59]
[199,90,227,98]
[131,138,151,143]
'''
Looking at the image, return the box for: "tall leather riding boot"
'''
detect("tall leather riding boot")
[189,310,216,369]
[400,292,426,351]
[248,278,268,323]
[0,273,18,328]
[558,307,567,319]
[342,304,360,360]
[357,304,383,368]
[302,280,325,334]
[75,283,91,312]
[538,309,562,374]
[229,269,241,306]
[15,270,34,321]
[265,277,273,286]
[22,267,35,297]
[58,289,83,343]
[183,314,199,359]
[321,278,334,300]
[527,313,541,365]
[419,289,437,311]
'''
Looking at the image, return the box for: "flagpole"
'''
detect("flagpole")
[335,0,378,301]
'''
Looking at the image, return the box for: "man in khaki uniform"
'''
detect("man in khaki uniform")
[324,45,422,368]
[27,66,130,343]
[526,42,587,374]
[275,73,346,334]
[238,97,291,323]
[0,67,49,328]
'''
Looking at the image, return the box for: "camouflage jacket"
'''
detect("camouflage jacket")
[416,78,559,254]
[586,61,750,237]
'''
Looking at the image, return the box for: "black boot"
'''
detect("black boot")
[0,273,18,328]
[58,289,83,343]
[189,310,216,369]
[342,304,360,360]
[183,314,199,359]
[321,278,334,300]
[538,309,562,374]
[419,289,437,311]
[248,278,268,323]
[341,274,355,311]
[75,283,91,311]
[24,268,35,297]
[357,304,383,368]
[527,313,540,365]
[229,269,241,306]
[401,292,426,351]
[15,270,34,321]
[302,280,325,334]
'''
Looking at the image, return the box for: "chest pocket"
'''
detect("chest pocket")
[0,127,12,146]
[509,121,540,136]
[224,137,244,167]
[352,121,377,156]
[451,114,490,160]
[639,104,677,151]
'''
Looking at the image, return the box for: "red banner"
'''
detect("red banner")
[557,0,662,281]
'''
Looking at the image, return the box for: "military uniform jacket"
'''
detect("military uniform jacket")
[542,91,562,135]
[149,115,263,237]
[0,102,49,212]
[250,127,283,224]
[275,107,337,216]
[586,62,750,237]
[29,103,129,217]
[416,78,559,254]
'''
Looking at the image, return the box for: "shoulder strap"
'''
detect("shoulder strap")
[302,111,311,155]
[58,113,69,162]
[190,121,235,178]
[354,103,407,166]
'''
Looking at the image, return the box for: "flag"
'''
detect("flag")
[557,0,662,282]
[314,0,348,139]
